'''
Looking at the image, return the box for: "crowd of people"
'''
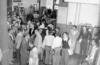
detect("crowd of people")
[6,8,100,65]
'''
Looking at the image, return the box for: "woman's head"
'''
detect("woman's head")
[35,28,40,35]
[82,26,87,32]
[62,32,69,40]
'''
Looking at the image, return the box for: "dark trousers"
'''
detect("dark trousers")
[80,40,88,56]
[16,49,20,64]
[80,39,89,62]
[21,56,28,65]
[62,48,69,65]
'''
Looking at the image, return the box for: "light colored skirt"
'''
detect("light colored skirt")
[75,42,80,54]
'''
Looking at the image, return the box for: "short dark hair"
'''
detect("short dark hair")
[63,32,69,36]
[56,32,61,37]
[56,27,60,30]
[73,25,77,29]
[62,32,69,40]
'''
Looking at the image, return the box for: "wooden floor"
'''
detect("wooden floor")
[10,54,82,65]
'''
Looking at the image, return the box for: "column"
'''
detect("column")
[75,3,81,25]
[67,3,77,25]
[0,0,11,65]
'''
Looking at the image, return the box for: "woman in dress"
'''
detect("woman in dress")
[69,25,79,54]
[78,26,92,60]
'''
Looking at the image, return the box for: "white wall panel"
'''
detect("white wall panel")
[57,6,68,24]
[79,4,99,27]
[46,0,53,9]
[67,3,77,25]
[22,0,37,8]
[64,0,99,5]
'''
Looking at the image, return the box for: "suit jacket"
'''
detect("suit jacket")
[20,38,29,58]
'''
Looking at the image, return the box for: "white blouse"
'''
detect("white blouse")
[29,47,38,65]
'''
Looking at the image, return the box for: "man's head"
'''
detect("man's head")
[35,28,39,35]
[72,25,77,30]
[30,23,34,29]
[82,26,88,32]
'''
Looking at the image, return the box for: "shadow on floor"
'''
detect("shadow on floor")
[10,54,83,65]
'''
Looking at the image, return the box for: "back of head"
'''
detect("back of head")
[56,32,61,37]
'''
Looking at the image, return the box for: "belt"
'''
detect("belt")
[45,46,51,47]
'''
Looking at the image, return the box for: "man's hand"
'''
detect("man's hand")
[50,49,55,54]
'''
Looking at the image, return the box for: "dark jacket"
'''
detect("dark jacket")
[20,38,29,58]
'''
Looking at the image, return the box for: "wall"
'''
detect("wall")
[21,0,38,14]
[46,0,53,9]
[64,0,99,5]
[79,4,99,27]
[12,2,19,11]
[57,0,100,34]
[57,0,99,27]
[57,0,69,33]
[67,3,77,24]
[67,3,99,27]
[41,0,46,7]
[57,6,68,33]
[22,0,37,8]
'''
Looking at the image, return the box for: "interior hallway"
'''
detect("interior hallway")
[0,0,100,65]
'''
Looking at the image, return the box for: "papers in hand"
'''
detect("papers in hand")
[29,42,33,48]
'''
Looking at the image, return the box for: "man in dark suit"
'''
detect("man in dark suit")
[20,33,30,65]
